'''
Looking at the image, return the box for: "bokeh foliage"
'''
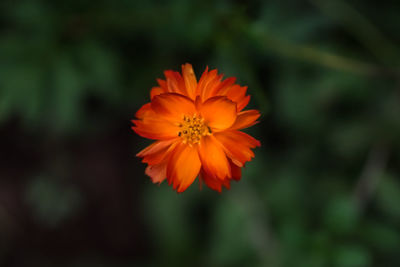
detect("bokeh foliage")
[0,0,400,266]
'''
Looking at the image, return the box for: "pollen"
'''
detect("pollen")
[178,114,211,144]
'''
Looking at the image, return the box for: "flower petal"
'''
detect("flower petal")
[164,70,186,95]
[237,95,250,111]
[223,84,246,101]
[195,66,208,96]
[200,169,231,193]
[182,63,197,99]
[145,161,168,184]
[137,139,176,157]
[132,116,180,140]
[213,77,236,95]
[197,68,223,100]
[230,110,260,130]
[157,78,168,90]
[135,103,153,119]
[151,93,196,122]
[198,135,231,180]
[167,142,201,193]
[150,87,166,99]
[198,96,237,130]
[229,159,242,181]
[214,130,260,167]
[138,139,178,165]
[219,85,249,111]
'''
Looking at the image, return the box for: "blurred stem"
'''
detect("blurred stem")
[353,142,389,212]
[309,0,400,66]
[250,26,400,77]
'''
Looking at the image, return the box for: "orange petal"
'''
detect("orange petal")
[198,135,231,180]
[195,66,208,96]
[229,159,242,181]
[138,139,178,165]
[214,130,260,167]
[150,87,166,99]
[151,93,196,122]
[197,69,223,100]
[198,96,237,130]
[164,70,186,95]
[200,169,231,193]
[182,63,197,99]
[137,139,176,157]
[218,84,249,111]
[145,161,168,184]
[203,74,223,99]
[167,142,201,193]
[132,116,180,140]
[237,95,250,111]
[213,77,236,95]
[225,85,247,101]
[157,78,168,91]
[135,103,153,119]
[230,110,260,130]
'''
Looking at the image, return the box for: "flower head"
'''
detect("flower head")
[132,63,260,193]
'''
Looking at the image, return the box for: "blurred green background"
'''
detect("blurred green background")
[1,0,400,266]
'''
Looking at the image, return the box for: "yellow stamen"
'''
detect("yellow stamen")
[178,114,211,144]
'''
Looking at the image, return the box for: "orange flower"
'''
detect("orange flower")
[132,63,260,193]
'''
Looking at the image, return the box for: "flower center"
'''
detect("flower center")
[178,114,211,144]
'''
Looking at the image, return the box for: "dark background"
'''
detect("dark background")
[1,0,400,266]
